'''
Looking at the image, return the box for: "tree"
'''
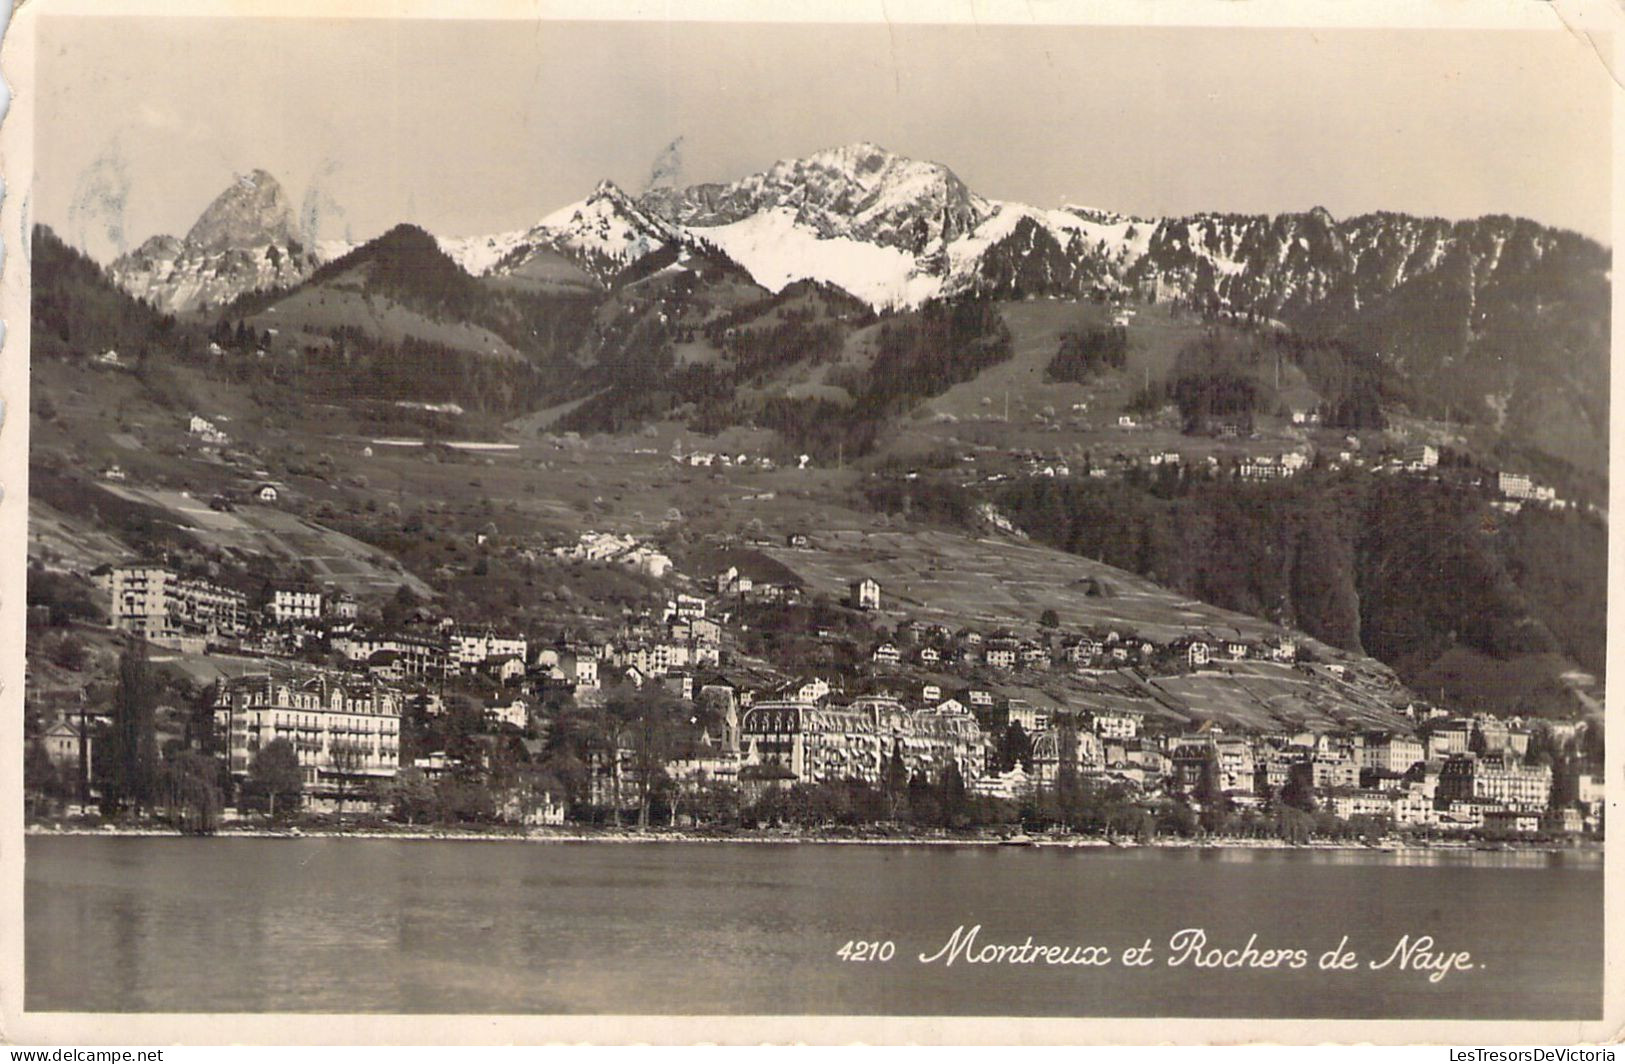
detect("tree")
[1193,750,1224,807]
[1275,805,1314,844]
[47,633,88,671]
[105,638,159,816]
[248,737,303,818]
[186,684,222,755]
[161,750,223,834]
[996,722,1034,773]
[387,766,438,824]
[1052,725,1085,815]
[1038,608,1060,629]
[1524,725,1556,768]
[328,739,370,820]
[381,584,421,629]
[604,685,687,829]
[882,743,911,822]
[938,760,969,827]
[1581,721,1605,768]
[1279,762,1317,812]
[23,742,60,816]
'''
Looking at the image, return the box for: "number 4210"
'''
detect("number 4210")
[836,940,896,962]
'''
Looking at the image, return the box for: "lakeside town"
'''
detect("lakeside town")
[24,523,1606,845]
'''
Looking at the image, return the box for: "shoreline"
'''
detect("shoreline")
[24,822,1603,857]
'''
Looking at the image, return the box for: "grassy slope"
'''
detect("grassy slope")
[243,264,525,361]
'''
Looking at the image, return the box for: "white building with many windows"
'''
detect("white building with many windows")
[110,564,249,642]
[269,588,323,624]
[214,670,401,798]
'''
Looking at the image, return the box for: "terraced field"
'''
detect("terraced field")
[98,483,432,598]
[766,528,1293,645]
[761,527,1415,734]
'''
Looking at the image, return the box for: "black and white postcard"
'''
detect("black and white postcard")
[2,0,1618,1045]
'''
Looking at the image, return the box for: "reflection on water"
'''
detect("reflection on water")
[25,838,1602,1018]
[1160,845,1595,868]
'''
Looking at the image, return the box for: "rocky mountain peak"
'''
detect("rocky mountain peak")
[183,169,298,253]
[642,142,991,257]
[107,169,320,313]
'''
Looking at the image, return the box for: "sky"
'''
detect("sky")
[34,16,1615,264]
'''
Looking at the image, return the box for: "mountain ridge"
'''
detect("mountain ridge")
[86,144,1610,475]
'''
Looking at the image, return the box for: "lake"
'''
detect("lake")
[25,837,1602,1017]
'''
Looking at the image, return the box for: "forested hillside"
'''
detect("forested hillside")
[998,471,1605,716]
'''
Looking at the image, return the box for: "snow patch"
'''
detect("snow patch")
[692,208,941,309]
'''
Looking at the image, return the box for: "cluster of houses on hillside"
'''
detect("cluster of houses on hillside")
[549,531,673,578]
[36,556,1599,837]
[99,562,354,653]
[868,627,1301,674]
[100,411,286,504]
[972,432,1590,517]
[1493,471,1571,513]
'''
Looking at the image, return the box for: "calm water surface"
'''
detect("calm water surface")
[25,837,1601,1017]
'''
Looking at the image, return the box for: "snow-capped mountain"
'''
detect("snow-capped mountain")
[107,171,335,314]
[439,180,680,284]
[627,144,1601,324]
[81,143,1608,476]
[642,141,990,256]
[100,145,1607,358]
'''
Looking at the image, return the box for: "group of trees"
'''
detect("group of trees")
[536,684,716,828]
[852,297,1014,412]
[562,292,1012,456]
[741,758,1012,831]
[31,226,183,365]
[998,471,1604,713]
[27,641,229,833]
[204,328,554,420]
[1129,328,1391,434]
[1046,326,1129,383]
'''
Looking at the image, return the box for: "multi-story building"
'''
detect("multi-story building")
[1403,444,1439,470]
[1499,472,1535,499]
[1086,710,1142,740]
[1003,699,1051,735]
[739,696,983,787]
[1030,726,1105,788]
[986,641,1019,670]
[1325,790,1396,821]
[1361,732,1425,774]
[687,617,722,645]
[1438,752,1552,812]
[856,696,985,781]
[1483,809,1543,834]
[668,594,708,621]
[1309,754,1359,790]
[559,651,600,690]
[177,577,250,637]
[1214,737,1256,792]
[1253,755,1293,796]
[109,564,176,637]
[214,670,401,798]
[1403,760,1445,802]
[1425,718,1474,757]
[333,631,451,680]
[850,578,881,611]
[269,588,323,624]
[451,628,528,670]
[1472,716,1517,753]
[110,564,249,641]
[1389,788,1437,827]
